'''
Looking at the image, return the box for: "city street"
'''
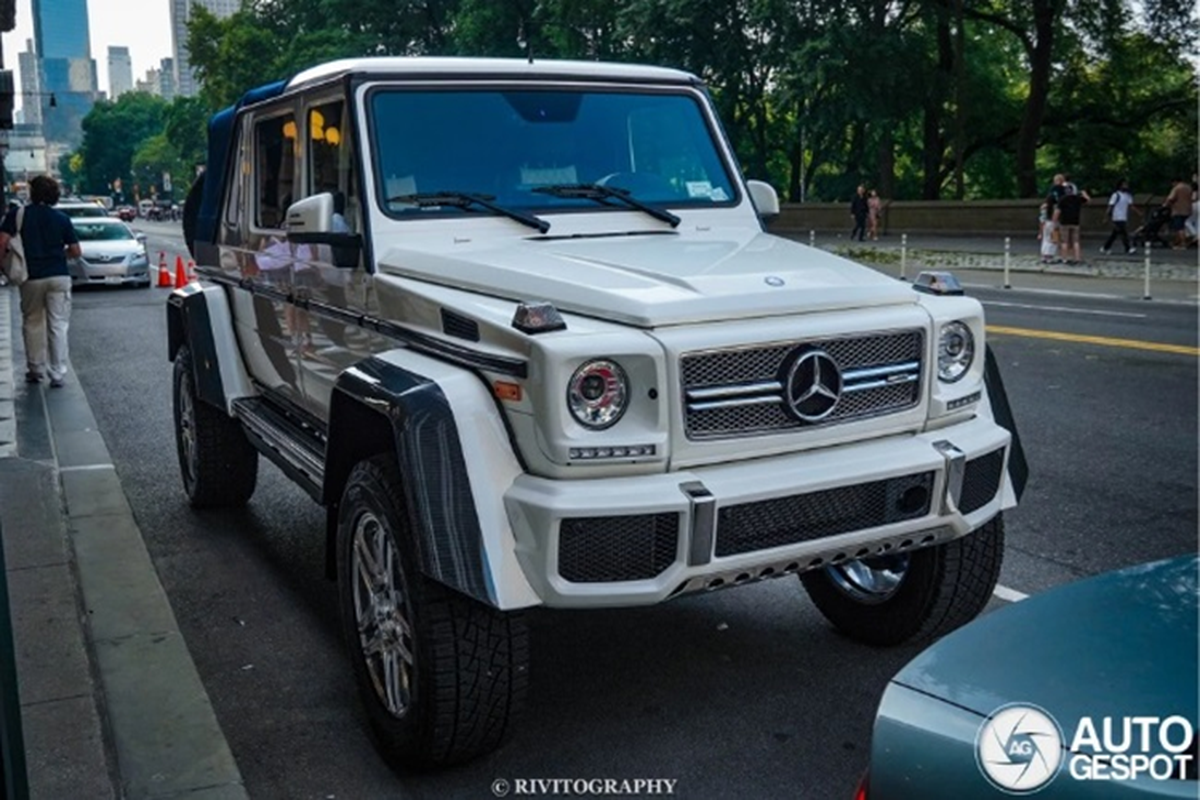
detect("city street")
[60,221,1198,799]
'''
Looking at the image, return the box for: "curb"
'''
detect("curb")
[0,287,248,799]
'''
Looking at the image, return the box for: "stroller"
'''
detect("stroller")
[1131,204,1172,249]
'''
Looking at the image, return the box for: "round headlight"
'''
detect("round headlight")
[567,359,628,429]
[938,321,975,383]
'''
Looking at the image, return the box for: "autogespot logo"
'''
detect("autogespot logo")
[976,704,1065,794]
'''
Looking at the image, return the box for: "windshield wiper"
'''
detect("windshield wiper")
[532,183,681,228]
[387,191,550,233]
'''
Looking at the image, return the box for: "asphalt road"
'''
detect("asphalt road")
[66,222,1198,799]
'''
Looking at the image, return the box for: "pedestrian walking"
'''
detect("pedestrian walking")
[1164,177,1192,250]
[1040,173,1067,263]
[850,185,869,242]
[1100,179,1140,255]
[0,175,82,388]
[867,189,882,240]
[1054,183,1090,264]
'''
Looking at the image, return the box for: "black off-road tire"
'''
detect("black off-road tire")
[172,346,258,507]
[801,514,1005,646]
[336,455,528,771]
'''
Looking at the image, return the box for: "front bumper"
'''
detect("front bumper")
[71,261,150,287]
[504,414,1012,608]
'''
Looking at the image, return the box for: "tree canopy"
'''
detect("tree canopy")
[70,0,1199,202]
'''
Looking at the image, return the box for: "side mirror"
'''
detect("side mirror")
[285,192,335,234]
[135,233,147,245]
[286,192,363,269]
[746,180,780,221]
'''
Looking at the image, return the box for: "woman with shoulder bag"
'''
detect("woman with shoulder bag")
[0,175,82,388]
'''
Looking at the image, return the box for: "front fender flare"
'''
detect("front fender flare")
[324,351,540,611]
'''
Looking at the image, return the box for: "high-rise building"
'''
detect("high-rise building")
[158,57,176,101]
[17,39,40,127]
[108,46,133,101]
[170,0,239,98]
[31,0,99,147]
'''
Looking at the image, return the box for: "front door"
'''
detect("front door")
[222,103,304,408]
[291,95,380,420]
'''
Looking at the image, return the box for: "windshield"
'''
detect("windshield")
[368,88,736,220]
[74,222,135,241]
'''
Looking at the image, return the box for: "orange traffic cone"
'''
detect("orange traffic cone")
[174,255,188,288]
[187,259,197,282]
[156,251,172,287]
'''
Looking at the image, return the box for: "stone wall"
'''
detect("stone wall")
[767,195,1163,238]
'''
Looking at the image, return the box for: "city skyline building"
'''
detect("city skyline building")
[170,0,238,98]
[17,38,39,127]
[31,0,99,148]
[107,44,131,100]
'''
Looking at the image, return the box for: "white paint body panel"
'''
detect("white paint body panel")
[506,412,1013,608]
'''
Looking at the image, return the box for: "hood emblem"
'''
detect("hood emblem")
[764,276,785,287]
[783,348,842,422]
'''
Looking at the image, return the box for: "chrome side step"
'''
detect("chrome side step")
[232,397,326,500]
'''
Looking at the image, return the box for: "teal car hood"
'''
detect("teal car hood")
[893,555,1199,726]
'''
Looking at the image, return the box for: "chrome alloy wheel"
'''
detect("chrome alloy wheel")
[826,553,911,604]
[351,511,415,718]
[177,374,197,485]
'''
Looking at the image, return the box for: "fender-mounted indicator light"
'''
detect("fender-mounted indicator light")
[512,301,567,334]
[494,381,523,402]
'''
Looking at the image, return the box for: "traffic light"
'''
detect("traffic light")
[0,0,15,32]
[0,71,13,130]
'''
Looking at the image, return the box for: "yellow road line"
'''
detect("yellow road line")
[986,325,1200,356]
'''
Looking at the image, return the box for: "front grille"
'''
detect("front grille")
[681,331,924,439]
[714,472,934,557]
[558,513,679,583]
[959,448,1005,514]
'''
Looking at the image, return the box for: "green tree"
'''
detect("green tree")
[77,93,169,196]
[131,134,188,201]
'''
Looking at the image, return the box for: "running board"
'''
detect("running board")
[232,397,326,502]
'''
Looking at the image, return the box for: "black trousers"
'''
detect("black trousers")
[851,213,868,241]
[1103,221,1130,252]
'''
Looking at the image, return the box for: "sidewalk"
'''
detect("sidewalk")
[0,287,247,799]
[775,231,1199,302]
[0,234,1193,799]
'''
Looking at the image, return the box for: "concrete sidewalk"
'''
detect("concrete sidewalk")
[0,234,1192,799]
[0,287,247,799]
[775,230,1199,301]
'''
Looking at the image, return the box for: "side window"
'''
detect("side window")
[223,120,247,228]
[254,111,297,229]
[307,99,358,232]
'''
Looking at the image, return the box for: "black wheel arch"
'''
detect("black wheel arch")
[323,356,497,608]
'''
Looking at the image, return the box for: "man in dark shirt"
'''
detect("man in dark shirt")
[849,185,869,242]
[1054,183,1090,264]
[0,175,82,387]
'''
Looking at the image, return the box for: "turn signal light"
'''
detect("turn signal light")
[494,381,523,402]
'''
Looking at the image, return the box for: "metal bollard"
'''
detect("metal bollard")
[1003,237,1012,289]
[900,233,908,281]
[810,230,816,249]
[1143,242,1152,300]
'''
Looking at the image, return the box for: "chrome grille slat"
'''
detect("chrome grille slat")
[681,330,924,439]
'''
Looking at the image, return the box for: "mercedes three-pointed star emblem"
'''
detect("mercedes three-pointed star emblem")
[784,349,843,422]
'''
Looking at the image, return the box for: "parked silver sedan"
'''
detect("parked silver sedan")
[68,218,152,288]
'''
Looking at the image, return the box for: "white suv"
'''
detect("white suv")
[169,57,1026,770]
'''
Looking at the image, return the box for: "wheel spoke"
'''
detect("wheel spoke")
[353,523,384,589]
[828,553,910,604]
[360,623,385,656]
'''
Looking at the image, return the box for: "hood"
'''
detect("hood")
[892,556,1199,727]
[376,230,915,327]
